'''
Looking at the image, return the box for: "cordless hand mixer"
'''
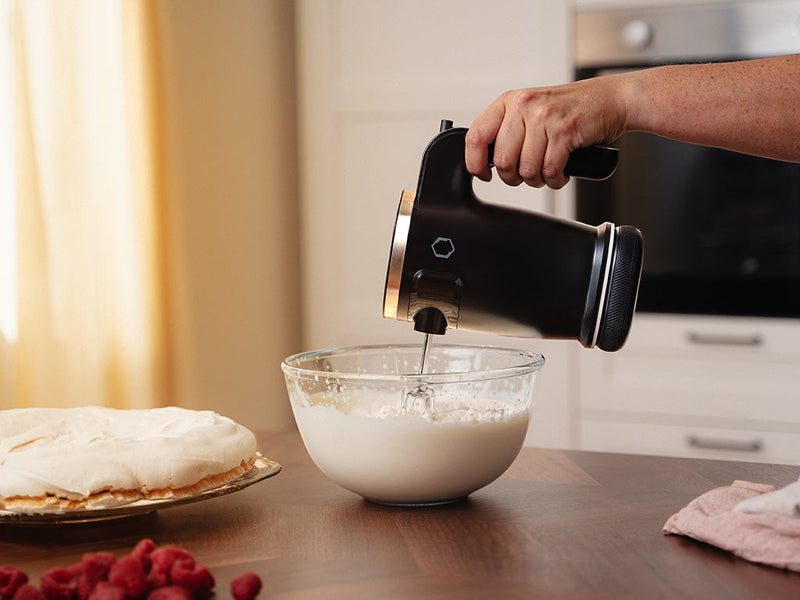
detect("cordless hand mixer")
[383,120,643,376]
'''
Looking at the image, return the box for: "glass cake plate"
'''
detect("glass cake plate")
[0,453,281,525]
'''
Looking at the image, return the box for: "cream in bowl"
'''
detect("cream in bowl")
[281,344,544,505]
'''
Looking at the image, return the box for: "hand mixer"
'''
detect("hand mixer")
[383,121,643,403]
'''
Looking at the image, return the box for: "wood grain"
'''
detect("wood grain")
[2,431,800,599]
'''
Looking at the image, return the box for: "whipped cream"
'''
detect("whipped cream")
[293,390,530,504]
[0,406,257,502]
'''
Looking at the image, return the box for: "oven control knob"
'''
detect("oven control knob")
[620,19,653,50]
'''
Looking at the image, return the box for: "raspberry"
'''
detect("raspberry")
[81,553,115,585]
[230,573,261,600]
[131,540,156,573]
[76,551,117,600]
[12,585,44,600]
[0,567,29,599]
[86,583,125,600]
[168,560,213,599]
[145,587,191,600]
[75,577,93,600]
[107,557,146,600]
[144,569,169,593]
[147,548,192,580]
[40,568,78,600]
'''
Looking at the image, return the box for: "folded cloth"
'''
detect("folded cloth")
[664,480,800,572]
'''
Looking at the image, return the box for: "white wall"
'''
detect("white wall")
[155,0,301,431]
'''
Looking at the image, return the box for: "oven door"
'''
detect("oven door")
[575,132,800,318]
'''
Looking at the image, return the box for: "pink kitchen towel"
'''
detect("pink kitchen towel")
[664,480,800,572]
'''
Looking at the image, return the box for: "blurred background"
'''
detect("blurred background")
[0,0,301,430]
[3,0,800,467]
[1,0,567,433]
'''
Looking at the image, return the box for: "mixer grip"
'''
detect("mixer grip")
[487,143,619,181]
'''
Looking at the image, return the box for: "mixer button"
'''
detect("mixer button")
[431,237,455,259]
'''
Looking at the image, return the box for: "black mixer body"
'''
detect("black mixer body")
[383,122,643,352]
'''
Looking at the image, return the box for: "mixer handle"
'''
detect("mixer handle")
[487,143,619,181]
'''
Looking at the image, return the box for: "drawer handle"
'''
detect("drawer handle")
[687,332,763,347]
[686,434,762,452]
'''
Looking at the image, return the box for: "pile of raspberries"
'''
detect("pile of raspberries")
[0,539,262,600]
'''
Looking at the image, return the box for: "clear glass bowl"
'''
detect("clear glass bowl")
[281,344,544,505]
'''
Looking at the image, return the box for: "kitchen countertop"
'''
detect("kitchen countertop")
[3,431,800,599]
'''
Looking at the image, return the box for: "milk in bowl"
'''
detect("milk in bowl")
[281,344,543,505]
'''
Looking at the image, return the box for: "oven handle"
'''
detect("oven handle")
[686,331,763,347]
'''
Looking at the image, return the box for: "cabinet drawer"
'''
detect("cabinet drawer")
[579,314,800,423]
[580,351,800,421]
[581,419,800,466]
[625,314,800,358]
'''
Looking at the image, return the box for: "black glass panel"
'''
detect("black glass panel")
[576,133,800,317]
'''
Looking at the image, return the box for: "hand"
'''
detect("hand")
[464,77,628,189]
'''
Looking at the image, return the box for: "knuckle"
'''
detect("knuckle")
[518,162,539,181]
[464,127,486,147]
[492,151,513,170]
[542,165,568,189]
[509,89,539,113]
[542,165,561,182]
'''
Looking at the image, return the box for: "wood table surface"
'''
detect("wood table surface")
[3,431,800,599]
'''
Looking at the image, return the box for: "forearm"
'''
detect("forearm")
[624,55,800,161]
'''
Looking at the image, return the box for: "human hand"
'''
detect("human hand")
[465,77,628,189]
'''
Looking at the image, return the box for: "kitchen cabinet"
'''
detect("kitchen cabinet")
[577,314,800,464]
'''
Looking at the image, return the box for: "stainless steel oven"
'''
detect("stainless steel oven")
[574,1,800,318]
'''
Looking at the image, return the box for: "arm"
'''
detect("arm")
[465,54,800,189]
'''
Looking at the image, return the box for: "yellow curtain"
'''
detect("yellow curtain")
[7,0,168,409]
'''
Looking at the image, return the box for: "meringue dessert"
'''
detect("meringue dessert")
[0,406,258,513]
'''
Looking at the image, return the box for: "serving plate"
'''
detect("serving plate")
[0,453,281,525]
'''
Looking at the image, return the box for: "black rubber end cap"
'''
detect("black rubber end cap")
[597,226,643,352]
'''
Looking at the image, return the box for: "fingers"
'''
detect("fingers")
[493,119,526,186]
[478,123,571,189]
[541,142,571,190]
[467,90,574,189]
[517,129,546,188]
[465,101,505,182]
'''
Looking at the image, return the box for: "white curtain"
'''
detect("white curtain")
[4,0,167,409]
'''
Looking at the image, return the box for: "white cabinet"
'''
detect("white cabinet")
[296,0,577,449]
[577,313,800,464]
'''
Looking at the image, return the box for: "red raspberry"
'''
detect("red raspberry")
[0,567,29,599]
[145,587,192,600]
[168,560,213,599]
[144,569,169,593]
[86,583,125,600]
[40,568,78,600]
[76,551,116,600]
[12,585,44,600]
[108,557,146,600]
[230,573,261,600]
[147,548,192,581]
[75,576,93,600]
[131,540,156,573]
[81,553,115,585]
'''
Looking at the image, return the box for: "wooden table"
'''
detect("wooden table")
[3,431,800,599]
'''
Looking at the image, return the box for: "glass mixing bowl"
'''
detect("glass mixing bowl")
[281,344,544,505]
